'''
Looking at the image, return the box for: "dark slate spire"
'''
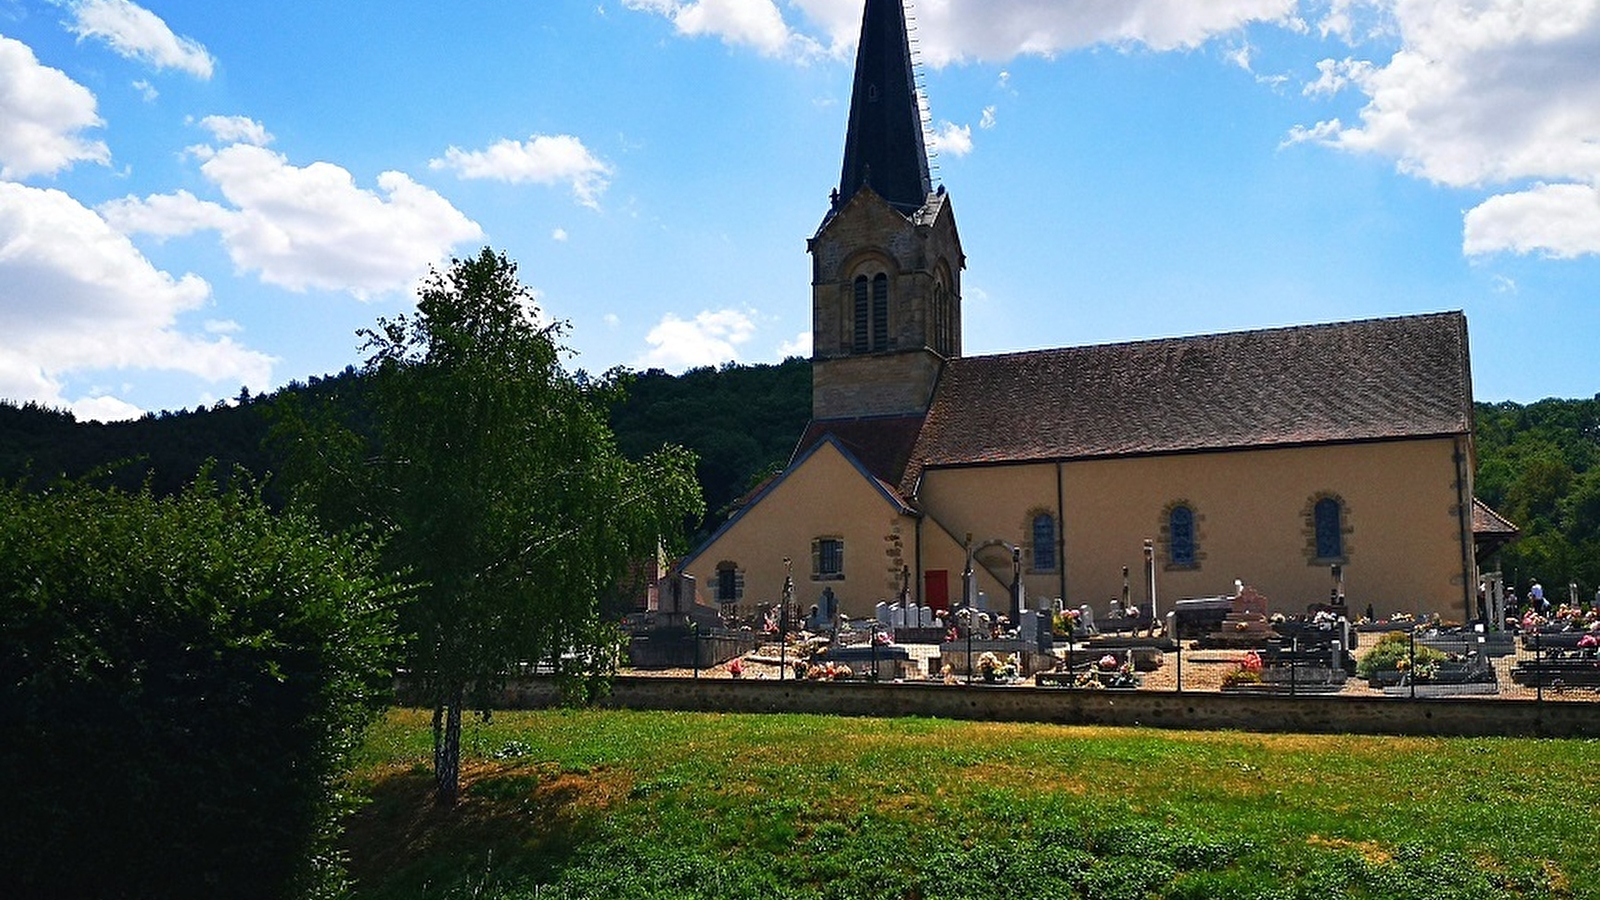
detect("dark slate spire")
[837,0,932,214]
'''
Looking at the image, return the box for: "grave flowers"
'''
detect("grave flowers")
[977,651,1003,682]
[1220,650,1265,690]
[728,657,744,678]
[804,662,854,681]
[1085,652,1140,689]
[976,651,1018,683]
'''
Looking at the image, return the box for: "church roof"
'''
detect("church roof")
[837,0,932,215]
[794,414,926,489]
[903,312,1473,492]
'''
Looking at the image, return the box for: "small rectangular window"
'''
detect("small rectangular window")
[715,563,743,602]
[812,537,844,580]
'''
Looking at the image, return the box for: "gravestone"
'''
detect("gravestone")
[1201,586,1279,648]
[819,586,838,623]
[875,601,890,626]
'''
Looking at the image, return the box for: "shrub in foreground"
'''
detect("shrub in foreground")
[0,476,401,900]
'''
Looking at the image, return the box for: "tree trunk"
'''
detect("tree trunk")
[432,688,463,806]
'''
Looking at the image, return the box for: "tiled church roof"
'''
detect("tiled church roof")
[794,414,926,490]
[902,312,1473,494]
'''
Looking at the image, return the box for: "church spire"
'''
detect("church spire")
[837,0,932,215]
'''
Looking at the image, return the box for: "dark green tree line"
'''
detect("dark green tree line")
[1475,396,1600,600]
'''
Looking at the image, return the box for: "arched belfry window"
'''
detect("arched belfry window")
[870,273,889,350]
[853,276,870,353]
[852,272,890,353]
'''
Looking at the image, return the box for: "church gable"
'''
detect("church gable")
[683,434,914,574]
[678,435,919,616]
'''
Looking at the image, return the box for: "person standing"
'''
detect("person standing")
[1531,581,1547,614]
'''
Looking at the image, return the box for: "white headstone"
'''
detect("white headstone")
[875,601,890,625]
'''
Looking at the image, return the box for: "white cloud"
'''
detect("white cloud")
[132,78,157,101]
[1280,118,1343,149]
[1225,42,1254,71]
[197,115,273,147]
[795,0,1299,65]
[61,0,215,78]
[623,0,823,59]
[1291,0,1600,256]
[775,330,811,359]
[1301,57,1376,98]
[1464,183,1600,259]
[103,142,483,298]
[929,121,973,158]
[429,134,613,209]
[0,35,109,179]
[635,308,756,370]
[72,394,143,422]
[979,106,997,130]
[630,0,1296,64]
[0,182,274,417]
[552,227,569,241]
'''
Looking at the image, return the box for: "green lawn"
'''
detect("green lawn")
[344,708,1599,899]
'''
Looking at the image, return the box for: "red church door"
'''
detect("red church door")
[924,570,949,613]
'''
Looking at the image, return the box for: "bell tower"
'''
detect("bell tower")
[808,0,963,421]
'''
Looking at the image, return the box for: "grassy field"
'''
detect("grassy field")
[344,708,1600,899]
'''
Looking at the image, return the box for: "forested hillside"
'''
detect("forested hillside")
[607,358,811,537]
[1473,396,1600,600]
[0,357,811,541]
[1,369,1593,595]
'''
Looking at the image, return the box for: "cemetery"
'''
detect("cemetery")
[618,565,1600,712]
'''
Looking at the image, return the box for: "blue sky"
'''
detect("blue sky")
[3,0,1598,420]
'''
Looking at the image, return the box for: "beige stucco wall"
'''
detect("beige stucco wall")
[915,437,1473,621]
[682,441,919,619]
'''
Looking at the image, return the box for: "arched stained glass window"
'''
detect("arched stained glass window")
[1314,497,1343,560]
[1031,514,1056,572]
[1169,505,1196,567]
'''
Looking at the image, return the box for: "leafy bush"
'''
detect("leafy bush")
[0,476,401,900]
[1355,631,1446,679]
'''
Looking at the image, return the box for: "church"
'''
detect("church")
[677,0,1496,626]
